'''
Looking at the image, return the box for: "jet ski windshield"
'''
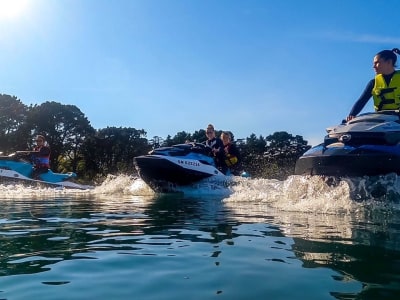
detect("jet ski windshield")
[149,143,212,157]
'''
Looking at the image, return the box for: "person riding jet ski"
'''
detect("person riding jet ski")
[347,48,400,122]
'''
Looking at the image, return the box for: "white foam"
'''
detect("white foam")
[2,174,400,214]
[0,183,90,198]
[224,175,400,214]
[90,174,154,196]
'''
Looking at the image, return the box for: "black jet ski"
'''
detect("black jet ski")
[134,143,229,192]
[0,151,93,189]
[294,111,400,177]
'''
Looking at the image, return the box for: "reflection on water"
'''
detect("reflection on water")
[0,194,235,277]
[223,199,400,298]
[0,174,400,299]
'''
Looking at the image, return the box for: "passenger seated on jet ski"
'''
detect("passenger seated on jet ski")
[347,48,400,122]
[204,124,224,169]
[31,135,51,179]
[220,131,242,175]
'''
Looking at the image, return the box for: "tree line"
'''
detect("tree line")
[0,94,311,182]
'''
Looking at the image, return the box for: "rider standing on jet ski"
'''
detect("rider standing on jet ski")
[347,48,400,122]
[205,124,225,170]
[31,135,51,179]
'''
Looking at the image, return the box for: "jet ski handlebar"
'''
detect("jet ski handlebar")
[12,151,37,162]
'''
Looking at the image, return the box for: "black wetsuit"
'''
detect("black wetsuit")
[205,137,224,170]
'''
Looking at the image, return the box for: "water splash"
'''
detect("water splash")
[2,174,400,213]
[224,175,354,214]
[224,175,400,214]
[0,183,90,199]
[91,174,154,196]
[342,173,400,203]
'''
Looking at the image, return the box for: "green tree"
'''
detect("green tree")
[26,101,95,172]
[164,131,192,146]
[162,135,172,147]
[191,129,207,143]
[0,94,30,152]
[84,127,149,176]
[244,134,266,154]
[265,131,310,160]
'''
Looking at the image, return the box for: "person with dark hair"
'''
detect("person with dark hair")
[31,135,51,179]
[347,48,400,121]
[204,124,224,169]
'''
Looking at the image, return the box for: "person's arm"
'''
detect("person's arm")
[347,79,374,119]
[217,139,225,154]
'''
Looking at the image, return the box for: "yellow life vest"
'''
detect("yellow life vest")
[372,71,400,111]
[225,154,238,167]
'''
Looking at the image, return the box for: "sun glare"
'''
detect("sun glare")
[0,0,30,19]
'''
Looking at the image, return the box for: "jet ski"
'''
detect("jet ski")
[294,111,400,177]
[0,151,93,189]
[134,143,230,192]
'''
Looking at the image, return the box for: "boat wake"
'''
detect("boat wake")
[225,174,400,213]
[2,173,400,213]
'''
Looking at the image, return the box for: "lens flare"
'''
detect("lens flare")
[0,0,30,19]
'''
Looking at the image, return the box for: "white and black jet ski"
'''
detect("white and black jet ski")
[134,143,230,192]
[295,111,400,177]
[0,151,93,189]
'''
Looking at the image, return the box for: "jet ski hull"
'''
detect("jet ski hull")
[295,112,400,177]
[135,155,226,192]
[295,144,400,177]
[134,143,227,192]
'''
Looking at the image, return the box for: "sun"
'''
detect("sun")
[0,0,30,19]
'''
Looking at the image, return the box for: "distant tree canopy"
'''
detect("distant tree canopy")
[27,101,95,171]
[0,94,29,151]
[82,127,149,177]
[0,93,311,181]
[0,95,149,181]
[265,131,311,159]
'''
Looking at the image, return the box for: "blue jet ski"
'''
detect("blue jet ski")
[0,151,93,189]
[294,111,400,177]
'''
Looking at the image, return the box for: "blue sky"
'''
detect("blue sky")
[1,0,400,145]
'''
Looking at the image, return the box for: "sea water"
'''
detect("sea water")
[0,174,400,299]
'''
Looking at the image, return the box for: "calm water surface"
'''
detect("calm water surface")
[1,175,400,299]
